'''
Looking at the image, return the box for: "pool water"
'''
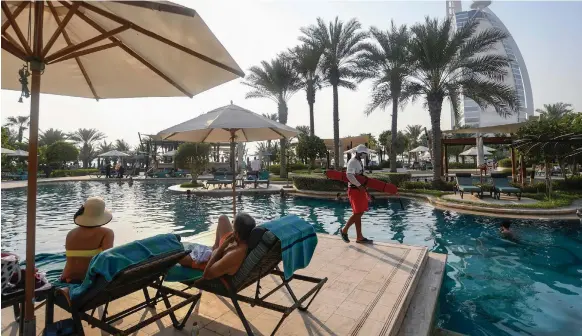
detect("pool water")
[2,181,581,335]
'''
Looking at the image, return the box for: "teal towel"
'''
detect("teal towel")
[165,266,204,282]
[261,215,317,279]
[67,233,183,301]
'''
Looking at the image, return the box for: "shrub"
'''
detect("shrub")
[180,182,204,188]
[268,163,308,174]
[402,180,455,191]
[378,160,403,169]
[515,182,546,193]
[402,181,431,190]
[553,176,582,192]
[50,168,99,177]
[498,158,512,168]
[373,172,411,187]
[292,175,345,191]
[448,162,476,169]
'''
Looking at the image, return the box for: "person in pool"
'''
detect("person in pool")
[60,197,115,283]
[500,220,514,239]
[179,213,256,280]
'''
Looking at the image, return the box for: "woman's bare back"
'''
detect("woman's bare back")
[61,226,114,281]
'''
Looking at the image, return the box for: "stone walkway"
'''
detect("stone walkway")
[1,232,443,336]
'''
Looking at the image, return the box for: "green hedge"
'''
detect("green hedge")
[180,182,204,188]
[50,169,99,177]
[293,175,345,191]
[402,180,455,191]
[268,163,308,174]
[498,158,512,168]
[554,176,582,192]
[448,162,476,169]
[378,161,403,169]
[372,173,411,187]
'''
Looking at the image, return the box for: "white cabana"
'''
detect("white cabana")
[410,146,429,153]
[1,147,16,154]
[6,149,29,157]
[162,150,178,157]
[460,147,493,156]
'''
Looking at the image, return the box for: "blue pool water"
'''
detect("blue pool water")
[2,181,581,335]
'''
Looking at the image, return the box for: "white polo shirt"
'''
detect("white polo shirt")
[251,159,261,171]
[346,157,364,186]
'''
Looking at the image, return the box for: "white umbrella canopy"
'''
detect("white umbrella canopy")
[1,1,244,99]
[6,149,29,157]
[2,2,243,329]
[410,146,429,153]
[157,104,299,142]
[162,150,178,157]
[98,150,130,157]
[460,147,492,156]
[158,103,299,217]
[1,147,16,154]
[483,145,496,152]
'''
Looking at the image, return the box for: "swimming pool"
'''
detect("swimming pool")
[2,181,581,335]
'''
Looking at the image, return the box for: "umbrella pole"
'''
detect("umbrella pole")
[23,3,44,335]
[230,130,236,219]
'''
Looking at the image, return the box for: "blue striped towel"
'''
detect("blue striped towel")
[67,233,183,301]
[261,215,318,279]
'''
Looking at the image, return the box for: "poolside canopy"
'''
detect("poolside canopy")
[442,121,531,135]
[158,103,299,217]
[460,147,493,156]
[1,147,16,154]
[1,1,243,331]
[6,149,29,157]
[162,150,178,157]
[410,146,429,153]
[98,150,130,158]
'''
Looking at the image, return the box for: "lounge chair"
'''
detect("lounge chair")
[254,170,270,188]
[168,216,326,336]
[454,173,482,199]
[491,172,522,200]
[45,234,200,336]
[205,172,234,189]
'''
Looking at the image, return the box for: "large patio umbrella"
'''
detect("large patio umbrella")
[1,2,243,332]
[6,149,29,156]
[98,149,130,158]
[1,147,16,154]
[410,145,429,153]
[460,147,493,156]
[157,103,299,217]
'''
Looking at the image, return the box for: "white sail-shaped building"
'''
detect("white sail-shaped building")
[447,1,534,128]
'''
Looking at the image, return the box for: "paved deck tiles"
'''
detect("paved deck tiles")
[2,232,431,336]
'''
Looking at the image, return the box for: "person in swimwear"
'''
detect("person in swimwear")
[500,220,515,240]
[179,213,256,280]
[60,197,115,283]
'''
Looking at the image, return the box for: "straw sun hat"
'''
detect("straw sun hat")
[74,197,113,228]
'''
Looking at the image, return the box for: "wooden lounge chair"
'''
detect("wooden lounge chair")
[454,173,482,199]
[491,172,522,200]
[178,227,327,336]
[254,170,270,188]
[45,238,200,336]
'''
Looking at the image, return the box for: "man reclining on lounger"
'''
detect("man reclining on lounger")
[179,213,256,280]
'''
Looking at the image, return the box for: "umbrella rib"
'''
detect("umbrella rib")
[1,36,27,60]
[60,1,193,98]
[269,127,287,139]
[41,2,80,58]
[46,1,100,100]
[1,1,27,34]
[1,2,33,56]
[200,129,214,143]
[48,42,119,64]
[240,129,249,142]
[77,1,245,78]
[3,33,27,56]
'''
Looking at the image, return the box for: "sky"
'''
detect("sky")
[2,0,581,151]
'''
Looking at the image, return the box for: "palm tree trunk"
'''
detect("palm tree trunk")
[308,84,315,137]
[18,127,24,143]
[278,101,288,178]
[428,97,444,181]
[390,96,398,173]
[332,84,340,169]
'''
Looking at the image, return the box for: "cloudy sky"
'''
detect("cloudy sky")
[2,0,581,149]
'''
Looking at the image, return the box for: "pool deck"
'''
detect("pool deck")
[1,232,446,336]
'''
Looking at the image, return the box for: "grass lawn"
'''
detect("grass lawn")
[441,192,580,209]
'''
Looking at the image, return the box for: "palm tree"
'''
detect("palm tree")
[243,56,301,178]
[536,102,574,120]
[296,125,311,135]
[39,128,68,146]
[405,124,423,163]
[286,44,324,136]
[115,139,131,152]
[357,22,414,172]
[5,115,30,143]
[300,17,368,168]
[407,17,519,180]
[68,128,106,168]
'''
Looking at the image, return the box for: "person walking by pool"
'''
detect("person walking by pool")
[340,144,373,244]
[60,197,115,283]
[250,156,261,178]
[105,162,111,178]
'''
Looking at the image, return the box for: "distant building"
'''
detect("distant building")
[447,1,534,128]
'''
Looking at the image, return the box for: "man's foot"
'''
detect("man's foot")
[340,230,350,243]
[356,237,373,244]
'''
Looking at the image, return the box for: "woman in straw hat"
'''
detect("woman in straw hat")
[60,197,115,283]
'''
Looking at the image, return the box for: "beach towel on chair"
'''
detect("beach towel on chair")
[66,233,183,301]
[261,215,317,279]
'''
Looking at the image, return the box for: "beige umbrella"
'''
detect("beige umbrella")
[1,2,243,331]
[158,103,299,217]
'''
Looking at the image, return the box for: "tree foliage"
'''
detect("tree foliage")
[39,128,68,146]
[296,134,327,168]
[535,102,574,120]
[175,143,211,183]
[45,141,79,165]
[68,128,106,168]
[5,115,30,143]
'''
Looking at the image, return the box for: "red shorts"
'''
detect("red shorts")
[348,187,368,214]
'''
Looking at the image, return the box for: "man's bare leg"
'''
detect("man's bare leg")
[213,215,233,250]
[341,213,361,235]
[354,214,364,241]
